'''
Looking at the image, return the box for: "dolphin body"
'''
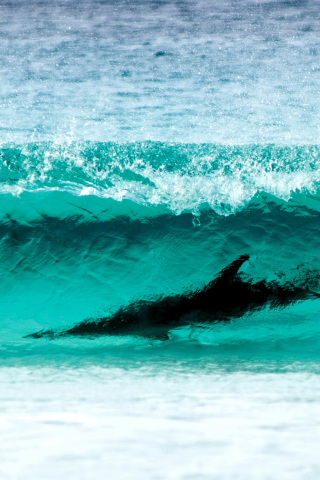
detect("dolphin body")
[27,254,320,340]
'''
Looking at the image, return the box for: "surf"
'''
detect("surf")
[1,142,320,353]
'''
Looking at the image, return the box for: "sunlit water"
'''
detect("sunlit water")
[2,0,320,478]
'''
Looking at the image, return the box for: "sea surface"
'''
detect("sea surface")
[1,1,320,479]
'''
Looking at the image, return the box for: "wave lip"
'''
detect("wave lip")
[1,142,320,215]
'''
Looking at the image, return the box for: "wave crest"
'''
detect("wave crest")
[1,142,320,215]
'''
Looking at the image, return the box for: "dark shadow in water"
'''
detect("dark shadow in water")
[26,255,320,341]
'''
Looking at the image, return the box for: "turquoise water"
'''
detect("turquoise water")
[2,141,320,356]
[2,1,320,478]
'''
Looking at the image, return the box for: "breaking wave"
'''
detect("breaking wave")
[1,141,320,357]
[2,141,320,215]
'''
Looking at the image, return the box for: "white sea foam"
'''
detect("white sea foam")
[2,143,320,215]
[1,365,320,480]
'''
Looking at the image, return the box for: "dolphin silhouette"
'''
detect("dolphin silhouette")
[26,254,320,340]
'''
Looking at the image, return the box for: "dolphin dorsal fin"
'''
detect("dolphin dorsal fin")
[205,254,250,292]
[218,254,249,279]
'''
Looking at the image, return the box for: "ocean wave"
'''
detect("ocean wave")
[0,188,319,350]
[2,141,320,215]
[1,142,320,354]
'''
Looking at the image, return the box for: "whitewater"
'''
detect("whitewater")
[2,1,320,479]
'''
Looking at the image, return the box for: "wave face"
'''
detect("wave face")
[1,141,320,359]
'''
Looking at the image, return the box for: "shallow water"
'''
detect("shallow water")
[2,362,320,480]
[2,0,320,478]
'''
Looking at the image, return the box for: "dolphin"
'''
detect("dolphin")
[26,254,320,340]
